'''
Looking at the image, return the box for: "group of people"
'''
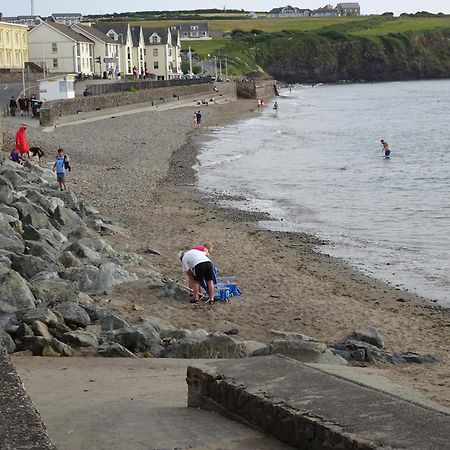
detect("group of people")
[179,243,215,305]
[9,95,40,118]
[9,123,71,191]
[193,110,202,128]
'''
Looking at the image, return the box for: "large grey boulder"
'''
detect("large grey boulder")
[0,330,16,353]
[24,240,61,262]
[52,206,84,230]
[100,314,129,331]
[160,332,247,359]
[0,235,24,253]
[79,303,110,322]
[98,343,138,358]
[22,189,63,215]
[20,336,73,356]
[59,250,83,268]
[11,254,60,281]
[43,189,79,210]
[60,263,137,294]
[0,254,12,269]
[100,325,161,354]
[0,174,13,190]
[0,204,19,219]
[31,280,79,304]
[52,302,90,328]
[340,329,385,349]
[0,169,22,188]
[60,330,99,348]
[251,339,347,365]
[21,212,49,229]
[138,316,177,339]
[20,308,61,326]
[0,185,15,205]
[0,267,35,311]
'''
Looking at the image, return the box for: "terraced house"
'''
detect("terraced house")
[142,27,182,80]
[0,19,29,69]
[28,21,94,75]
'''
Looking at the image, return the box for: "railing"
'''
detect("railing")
[86,77,212,96]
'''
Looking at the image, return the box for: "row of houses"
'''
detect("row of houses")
[0,16,185,80]
[268,3,361,18]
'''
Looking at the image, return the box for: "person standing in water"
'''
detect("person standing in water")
[273,101,279,111]
[381,139,391,158]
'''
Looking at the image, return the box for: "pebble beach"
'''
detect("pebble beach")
[3,96,450,407]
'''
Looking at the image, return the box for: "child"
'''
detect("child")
[52,148,68,191]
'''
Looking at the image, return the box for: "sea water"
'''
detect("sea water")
[196,80,450,306]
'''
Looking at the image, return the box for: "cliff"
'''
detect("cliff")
[240,30,450,83]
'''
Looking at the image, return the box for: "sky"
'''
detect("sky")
[3,1,450,17]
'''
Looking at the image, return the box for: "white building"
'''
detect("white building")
[28,21,94,75]
[142,27,182,80]
[72,23,121,76]
[50,13,83,26]
[93,23,134,75]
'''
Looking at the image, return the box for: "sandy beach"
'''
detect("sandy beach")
[3,94,450,407]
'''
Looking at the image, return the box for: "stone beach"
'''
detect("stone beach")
[0,95,449,408]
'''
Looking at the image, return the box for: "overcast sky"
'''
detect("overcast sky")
[3,1,450,17]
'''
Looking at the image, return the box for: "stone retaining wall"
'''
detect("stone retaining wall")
[0,346,55,449]
[236,80,278,99]
[187,356,450,450]
[39,81,237,126]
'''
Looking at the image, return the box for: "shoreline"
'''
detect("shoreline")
[2,96,449,406]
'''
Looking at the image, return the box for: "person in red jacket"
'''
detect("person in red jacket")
[15,123,30,159]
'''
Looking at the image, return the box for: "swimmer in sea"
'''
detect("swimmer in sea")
[381,139,391,158]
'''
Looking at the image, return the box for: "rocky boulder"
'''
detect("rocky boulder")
[100,314,129,331]
[52,302,90,328]
[10,254,59,281]
[251,339,347,365]
[0,330,16,353]
[0,267,36,311]
[31,279,79,304]
[52,206,84,231]
[100,325,161,354]
[60,330,99,348]
[138,316,177,339]
[20,336,73,356]
[20,308,61,326]
[160,332,247,359]
[341,329,385,349]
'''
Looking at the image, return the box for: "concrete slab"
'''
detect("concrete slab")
[13,356,293,450]
[187,356,450,450]
[0,347,55,450]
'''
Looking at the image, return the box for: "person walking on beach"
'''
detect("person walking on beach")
[381,139,391,158]
[15,123,30,159]
[179,248,215,305]
[53,148,68,191]
[9,96,18,116]
[196,110,202,128]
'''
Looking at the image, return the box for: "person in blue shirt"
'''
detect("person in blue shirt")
[52,148,68,191]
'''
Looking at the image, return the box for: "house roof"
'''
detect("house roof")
[130,26,143,47]
[73,24,116,43]
[93,22,129,37]
[142,27,169,44]
[51,13,83,18]
[43,21,93,43]
[336,3,360,8]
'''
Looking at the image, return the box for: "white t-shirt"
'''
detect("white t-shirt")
[182,249,211,272]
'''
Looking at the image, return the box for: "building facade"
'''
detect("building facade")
[72,23,121,76]
[28,21,94,75]
[268,6,311,18]
[50,13,83,26]
[170,22,210,40]
[336,3,361,16]
[0,21,29,69]
[142,27,182,80]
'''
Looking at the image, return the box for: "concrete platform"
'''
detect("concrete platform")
[13,356,294,450]
[187,355,450,450]
[0,348,55,450]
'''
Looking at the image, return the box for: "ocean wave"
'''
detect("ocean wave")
[194,154,243,169]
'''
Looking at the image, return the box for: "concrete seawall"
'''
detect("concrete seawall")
[39,81,237,126]
[0,346,55,450]
[237,79,278,99]
[187,355,450,450]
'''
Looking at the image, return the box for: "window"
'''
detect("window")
[152,36,158,44]
[0,50,3,66]
[153,61,159,69]
[5,31,10,44]
[153,49,158,57]
[168,49,172,57]
[144,49,146,56]
[52,58,58,68]
[52,42,57,52]
[6,50,11,66]
[15,32,19,45]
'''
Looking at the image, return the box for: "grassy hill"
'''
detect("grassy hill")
[123,14,450,79]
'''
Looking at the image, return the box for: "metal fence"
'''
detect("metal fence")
[85,77,212,96]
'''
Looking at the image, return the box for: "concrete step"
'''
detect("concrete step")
[187,355,450,450]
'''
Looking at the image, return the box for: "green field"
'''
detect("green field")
[128,15,450,75]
